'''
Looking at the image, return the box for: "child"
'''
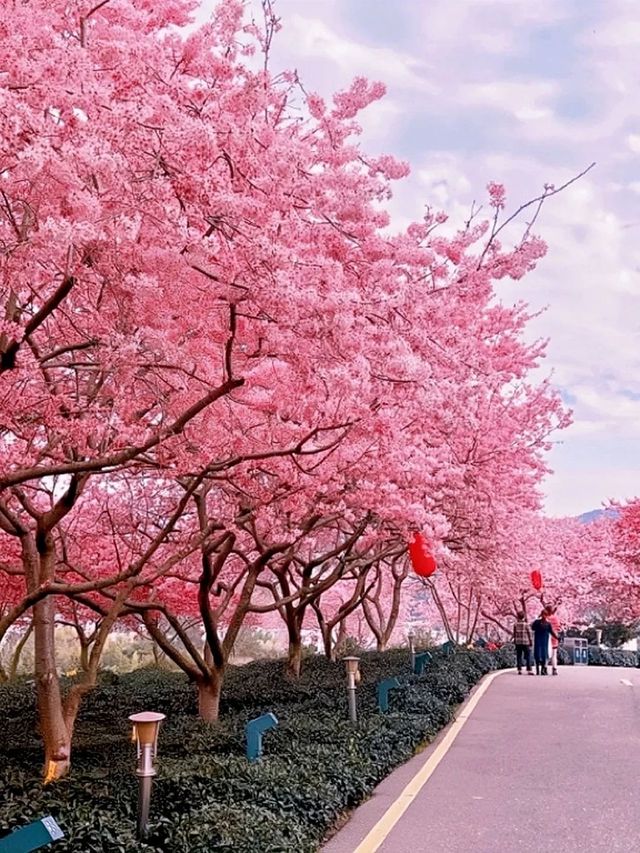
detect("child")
[513,611,534,675]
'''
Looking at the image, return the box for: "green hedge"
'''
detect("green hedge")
[2,643,635,852]
[557,646,638,667]
[0,648,506,853]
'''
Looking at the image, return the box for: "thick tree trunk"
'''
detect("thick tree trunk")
[286,636,303,679]
[286,619,303,679]
[321,625,333,660]
[79,639,90,673]
[197,673,223,722]
[33,596,71,781]
[332,618,347,659]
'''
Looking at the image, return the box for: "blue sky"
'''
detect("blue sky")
[202,0,640,517]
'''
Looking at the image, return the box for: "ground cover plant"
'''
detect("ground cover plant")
[0,648,515,853]
[557,646,638,667]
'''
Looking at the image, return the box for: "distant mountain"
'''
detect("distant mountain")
[578,508,619,524]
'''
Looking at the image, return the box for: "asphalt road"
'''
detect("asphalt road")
[323,667,640,853]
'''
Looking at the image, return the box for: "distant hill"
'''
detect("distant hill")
[578,508,619,524]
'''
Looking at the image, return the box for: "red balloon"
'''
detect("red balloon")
[409,533,437,578]
[530,569,543,591]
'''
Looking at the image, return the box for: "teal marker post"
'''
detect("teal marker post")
[414,651,432,675]
[441,640,455,656]
[245,712,278,762]
[377,677,400,713]
[0,817,64,853]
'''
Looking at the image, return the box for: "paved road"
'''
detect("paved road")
[323,667,640,853]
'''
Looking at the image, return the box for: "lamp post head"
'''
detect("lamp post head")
[343,656,360,676]
[129,711,165,757]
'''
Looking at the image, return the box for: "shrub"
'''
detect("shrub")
[586,647,638,667]
[565,622,639,648]
[556,646,638,667]
[0,648,507,852]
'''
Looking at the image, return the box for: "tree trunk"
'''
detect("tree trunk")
[332,618,347,659]
[286,637,302,679]
[62,597,128,749]
[197,673,223,722]
[321,624,333,660]
[286,619,303,679]
[362,600,383,651]
[9,621,33,679]
[152,641,164,668]
[63,687,88,744]
[33,596,71,781]
[312,606,332,660]
[428,580,455,642]
[79,638,90,673]
[376,638,387,652]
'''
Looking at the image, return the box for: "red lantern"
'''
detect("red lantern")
[530,570,543,591]
[409,533,437,578]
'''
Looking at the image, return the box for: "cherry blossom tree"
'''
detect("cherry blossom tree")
[0,0,420,774]
[0,0,588,782]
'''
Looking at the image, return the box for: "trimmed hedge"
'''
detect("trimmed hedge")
[0,642,634,852]
[557,646,638,667]
[0,648,507,852]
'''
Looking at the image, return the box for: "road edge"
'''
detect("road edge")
[323,666,514,853]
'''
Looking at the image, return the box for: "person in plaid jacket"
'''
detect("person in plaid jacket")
[513,611,534,675]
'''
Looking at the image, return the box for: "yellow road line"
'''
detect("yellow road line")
[352,668,513,853]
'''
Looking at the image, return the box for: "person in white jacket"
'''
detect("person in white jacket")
[545,605,562,676]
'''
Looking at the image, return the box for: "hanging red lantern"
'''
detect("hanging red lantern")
[409,533,437,578]
[530,569,543,591]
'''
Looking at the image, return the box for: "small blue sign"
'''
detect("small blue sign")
[0,817,64,852]
[245,712,278,762]
[377,678,401,713]
[414,651,432,675]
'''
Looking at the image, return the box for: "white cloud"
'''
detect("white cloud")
[543,461,640,517]
[586,16,640,48]
[515,107,553,122]
[281,13,433,94]
[461,80,559,115]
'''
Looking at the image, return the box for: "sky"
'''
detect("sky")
[202,0,640,517]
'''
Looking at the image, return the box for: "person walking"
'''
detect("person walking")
[513,611,534,675]
[531,610,558,675]
[545,605,562,676]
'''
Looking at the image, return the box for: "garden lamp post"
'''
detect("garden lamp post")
[129,711,165,840]
[343,656,360,723]
[408,631,415,671]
